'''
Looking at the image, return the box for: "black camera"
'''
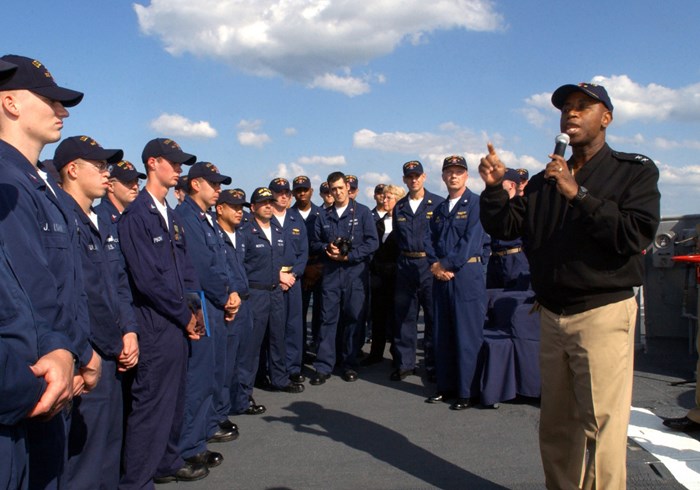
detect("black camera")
[331,237,352,256]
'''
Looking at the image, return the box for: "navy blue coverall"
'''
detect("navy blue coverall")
[271,209,308,378]
[219,226,252,415]
[310,200,378,375]
[67,200,139,490]
[486,237,531,290]
[0,241,49,490]
[392,190,443,373]
[426,188,487,399]
[118,190,201,489]
[240,220,288,389]
[0,141,92,490]
[175,196,240,457]
[292,202,323,354]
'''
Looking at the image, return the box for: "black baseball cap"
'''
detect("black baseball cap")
[292,175,311,190]
[0,55,83,107]
[188,162,232,185]
[109,160,146,183]
[217,188,249,207]
[141,138,196,166]
[403,160,424,176]
[374,184,386,195]
[503,168,521,184]
[269,177,290,193]
[53,136,123,171]
[0,59,17,83]
[345,175,358,189]
[442,155,468,171]
[250,187,275,204]
[551,82,614,112]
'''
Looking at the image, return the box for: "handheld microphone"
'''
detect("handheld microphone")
[554,133,570,158]
[547,133,570,184]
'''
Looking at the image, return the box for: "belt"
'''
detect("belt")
[401,251,427,258]
[248,282,278,291]
[467,256,482,263]
[493,247,522,257]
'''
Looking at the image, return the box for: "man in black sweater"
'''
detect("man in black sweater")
[479,83,660,490]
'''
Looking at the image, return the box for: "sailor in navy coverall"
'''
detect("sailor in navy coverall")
[391,161,443,380]
[0,54,99,490]
[215,189,266,416]
[0,238,79,490]
[241,188,304,393]
[485,168,530,290]
[118,138,209,487]
[291,176,323,356]
[425,156,487,411]
[54,136,141,490]
[269,177,309,384]
[309,172,378,385]
[175,162,240,469]
[95,159,145,231]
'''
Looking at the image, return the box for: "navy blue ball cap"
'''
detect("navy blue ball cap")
[175,176,189,191]
[0,55,83,107]
[53,136,123,171]
[269,177,290,192]
[442,155,468,170]
[217,188,249,207]
[551,82,614,112]
[374,184,386,195]
[319,182,330,195]
[188,162,232,185]
[503,168,521,184]
[109,160,146,183]
[402,160,424,176]
[516,168,529,181]
[0,59,17,83]
[141,138,196,166]
[292,175,311,190]
[345,174,358,189]
[251,187,275,204]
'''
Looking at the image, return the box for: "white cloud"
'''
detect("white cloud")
[134,0,504,95]
[236,119,271,147]
[271,162,305,180]
[237,131,271,147]
[524,75,700,126]
[237,119,264,131]
[297,155,346,167]
[284,127,298,136]
[308,73,370,97]
[149,113,217,138]
[658,163,700,186]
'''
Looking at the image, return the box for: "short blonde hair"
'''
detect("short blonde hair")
[384,184,406,200]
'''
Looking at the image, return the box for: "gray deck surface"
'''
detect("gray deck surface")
[178,338,696,489]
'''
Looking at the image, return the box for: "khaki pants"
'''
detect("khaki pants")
[539,297,637,490]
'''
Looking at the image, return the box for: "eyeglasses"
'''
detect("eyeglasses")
[82,160,109,172]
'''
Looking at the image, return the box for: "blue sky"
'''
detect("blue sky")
[3,0,699,215]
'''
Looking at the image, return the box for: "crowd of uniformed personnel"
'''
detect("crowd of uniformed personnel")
[3,51,659,490]
[0,53,537,490]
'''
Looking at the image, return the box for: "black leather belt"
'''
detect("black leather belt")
[248,282,277,291]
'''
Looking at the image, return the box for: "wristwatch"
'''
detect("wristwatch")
[573,186,589,203]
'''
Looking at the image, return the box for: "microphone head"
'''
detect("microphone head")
[555,133,570,145]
